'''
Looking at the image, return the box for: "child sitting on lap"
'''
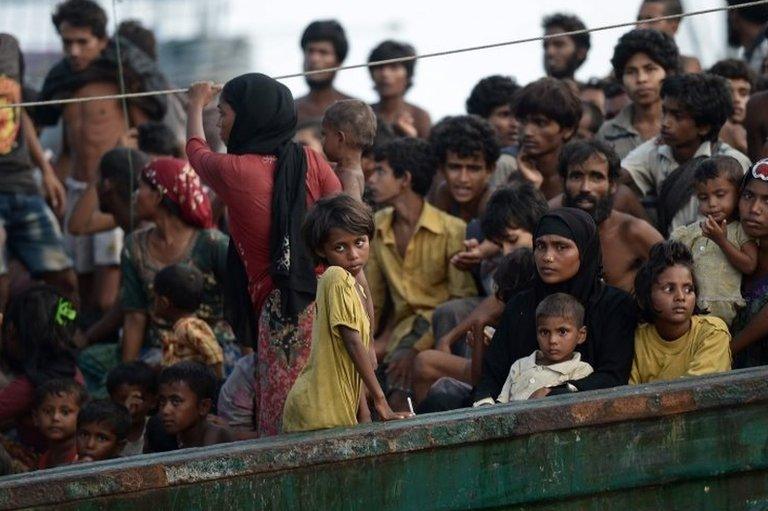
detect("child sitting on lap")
[154,265,224,378]
[630,241,732,384]
[76,400,131,463]
[34,379,88,469]
[282,194,410,433]
[496,293,593,403]
[671,155,757,326]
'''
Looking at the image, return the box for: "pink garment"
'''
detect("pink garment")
[186,137,341,315]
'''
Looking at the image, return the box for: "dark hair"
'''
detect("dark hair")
[429,115,500,168]
[117,20,156,60]
[323,100,377,149]
[52,0,107,39]
[558,139,621,181]
[77,400,132,441]
[34,378,88,409]
[514,78,583,132]
[99,148,149,196]
[362,117,396,159]
[535,292,586,328]
[373,138,436,196]
[159,361,217,401]
[300,20,349,62]
[2,286,77,384]
[494,248,536,302]
[634,240,700,323]
[137,122,181,157]
[728,0,768,24]
[154,264,204,313]
[465,75,520,118]
[302,194,375,264]
[106,361,158,397]
[693,155,744,189]
[481,182,549,242]
[542,13,591,53]
[368,40,416,88]
[709,58,756,88]
[611,29,680,79]
[660,73,733,142]
[580,101,604,136]
[642,0,683,16]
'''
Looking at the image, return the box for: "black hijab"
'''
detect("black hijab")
[532,207,604,308]
[221,73,315,320]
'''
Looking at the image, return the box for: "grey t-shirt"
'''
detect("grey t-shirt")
[0,34,38,195]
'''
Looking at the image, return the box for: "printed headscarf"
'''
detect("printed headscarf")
[142,157,213,229]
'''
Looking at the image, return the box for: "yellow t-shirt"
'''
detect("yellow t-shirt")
[282,266,370,433]
[629,315,732,385]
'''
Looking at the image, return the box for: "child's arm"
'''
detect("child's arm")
[336,168,365,203]
[702,217,758,274]
[339,325,410,421]
[356,387,371,423]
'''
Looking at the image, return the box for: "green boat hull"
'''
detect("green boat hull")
[2,367,768,510]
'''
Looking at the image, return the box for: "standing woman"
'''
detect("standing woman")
[186,74,341,436]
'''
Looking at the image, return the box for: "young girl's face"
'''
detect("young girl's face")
[651,264,696,328]
[696,175,738,224]
[319,228,370,277]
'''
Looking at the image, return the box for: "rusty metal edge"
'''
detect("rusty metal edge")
[2,366,768,509]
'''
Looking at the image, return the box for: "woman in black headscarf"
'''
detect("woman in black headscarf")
[472,207,638,404]
[185,76,341,436]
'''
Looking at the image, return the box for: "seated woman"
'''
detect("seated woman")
[731,159,768,367]
[630,240,731,384]
[79,158,237,394]
[419,208,638,412]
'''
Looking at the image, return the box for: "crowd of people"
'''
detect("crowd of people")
[0,0,767,474]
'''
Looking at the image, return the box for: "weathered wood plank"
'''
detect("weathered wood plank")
[3,367,768,510]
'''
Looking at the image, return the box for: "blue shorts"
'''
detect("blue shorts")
[0,193,72,275]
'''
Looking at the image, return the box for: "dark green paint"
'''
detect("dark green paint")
[4,367,768,510]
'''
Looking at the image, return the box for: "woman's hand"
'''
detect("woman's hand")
[187,81,221,108]
[451,239,483,271]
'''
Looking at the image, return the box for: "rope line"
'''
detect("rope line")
[4,0,767,110]
[110,0,135,232]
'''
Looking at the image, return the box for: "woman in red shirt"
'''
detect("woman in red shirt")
[186,74,341,436]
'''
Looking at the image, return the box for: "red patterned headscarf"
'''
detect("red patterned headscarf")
[142,158,213,229]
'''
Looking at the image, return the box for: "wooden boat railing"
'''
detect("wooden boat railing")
[2,366,768,510]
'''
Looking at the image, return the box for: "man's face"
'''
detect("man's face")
[543,28,584,79]
[303,41,338,88]
[518,114,572,157]
[487,104,517,147]
[562,153,615,224]
[441,151,492,205]
[727,77,751,124]
[34,392,80,443]
[58,22,107,72]
[77,421,122,462]
[158,381,209,435]
[661,97,708,149]
[636,1,679,36]
[367,159,404,205]
[622,52,667,107]
[371,64,409,100]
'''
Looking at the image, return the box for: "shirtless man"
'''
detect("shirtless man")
[368,40,431,139]
[37,0,154,315]
[542,13,591,81]
[295,20,354,124]
[555,139,662,292]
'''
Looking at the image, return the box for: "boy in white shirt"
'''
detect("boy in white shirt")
[497,293,593,402]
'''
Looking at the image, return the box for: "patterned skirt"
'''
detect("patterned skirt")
[253,289,314,437]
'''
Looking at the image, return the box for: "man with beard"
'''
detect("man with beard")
[295,20,354,124]
[558,140,662,292]
[542,14,591,81]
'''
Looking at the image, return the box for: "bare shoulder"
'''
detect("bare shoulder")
[548,194,563,208]
[615,211,662,246]
[203,423,236,447]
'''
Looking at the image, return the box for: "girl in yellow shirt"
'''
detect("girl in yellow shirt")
[283,195,410,432]
[630,240,732,385]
